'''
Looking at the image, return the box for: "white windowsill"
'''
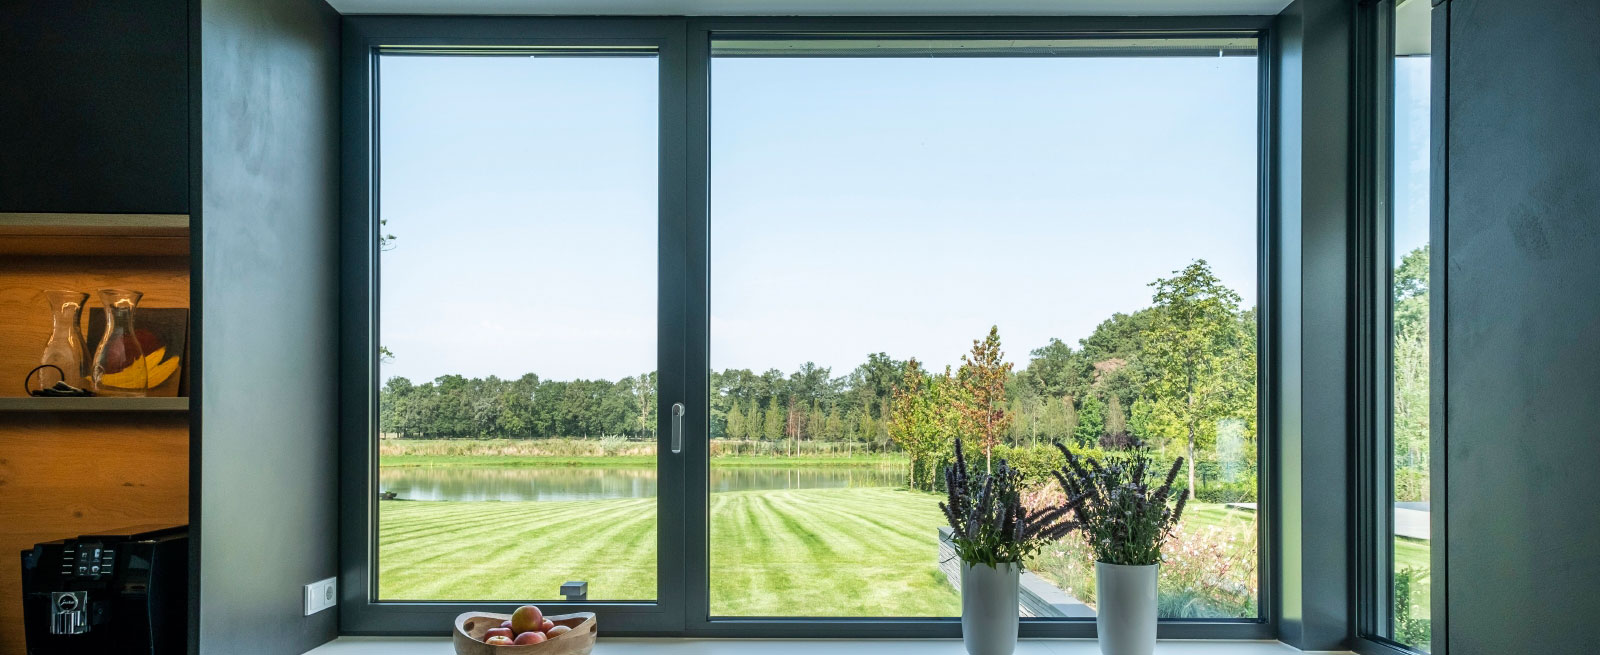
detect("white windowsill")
[304,637,1353,654]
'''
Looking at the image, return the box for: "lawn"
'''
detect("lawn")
[378,481,1274,618]
[378,486,961,615]
[1395,535,1431,618]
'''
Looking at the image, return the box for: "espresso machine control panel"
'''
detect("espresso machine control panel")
[20,524,187,655]
[60,541,116,581]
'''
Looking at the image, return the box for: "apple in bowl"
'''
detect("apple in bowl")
[452,606,596,653]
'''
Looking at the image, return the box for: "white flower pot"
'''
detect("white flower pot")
[960,561,1020,655]
[1095,561,1158,655]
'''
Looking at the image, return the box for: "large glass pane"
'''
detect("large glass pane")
[1389,0,1433,648]
[708,39,1261,618]
[373,53,660,601]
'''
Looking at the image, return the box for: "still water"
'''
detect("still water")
[379,465,903,501]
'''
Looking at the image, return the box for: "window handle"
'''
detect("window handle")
[671,403,685,454]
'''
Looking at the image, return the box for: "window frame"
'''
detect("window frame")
[337,16,693,636]
[340,14,1281,640]
[1351,1,1441,654]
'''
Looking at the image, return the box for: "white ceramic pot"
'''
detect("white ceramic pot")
[1095,562,1158,655]
[960,561,1020,655]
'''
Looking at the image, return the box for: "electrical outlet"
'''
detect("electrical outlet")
[304,577,337,616]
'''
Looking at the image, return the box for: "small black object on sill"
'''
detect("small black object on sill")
[24,364,93,397]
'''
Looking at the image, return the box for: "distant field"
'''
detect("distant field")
[378,486,961,615]
[380,438,906,469]
[381,454,907,469]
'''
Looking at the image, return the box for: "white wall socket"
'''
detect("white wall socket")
[304,577,337,616]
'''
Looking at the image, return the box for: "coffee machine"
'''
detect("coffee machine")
[20,524,188,655]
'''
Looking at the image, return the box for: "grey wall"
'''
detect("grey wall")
[197,0,341,653]
[1442,0,1600,652]
[1271,0,1351,650]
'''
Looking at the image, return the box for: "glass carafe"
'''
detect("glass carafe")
[38,290,90,390]
[91,289,147,397]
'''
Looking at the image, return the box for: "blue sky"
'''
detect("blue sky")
[378,52,1273,383]
[1394,56,1431,259]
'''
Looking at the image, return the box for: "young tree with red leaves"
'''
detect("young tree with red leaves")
[957,326,1015,473]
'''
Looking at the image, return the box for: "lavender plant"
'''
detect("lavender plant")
[1049,442,1187,566]
[941,438,1080,566]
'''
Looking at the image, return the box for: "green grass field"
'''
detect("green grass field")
[378,487,961,615]
[1395,535,1431,618]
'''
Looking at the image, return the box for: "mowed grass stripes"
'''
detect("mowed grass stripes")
[378,487,961,615]
[708,488,960,616]
[379,496,658,601]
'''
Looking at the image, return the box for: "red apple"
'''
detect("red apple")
[485,636,514,646]
[510,605,544,634]
[134,329,163,358]
[540,618,555,632]
[483,627,513,641]
[547,625,571,638]
[500,620,513,629]
[514,631,547,645]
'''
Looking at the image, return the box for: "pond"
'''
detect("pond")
[379,465,904,501]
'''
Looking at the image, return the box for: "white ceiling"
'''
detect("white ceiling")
[1395,0,1431,56]
[326,0,1295,17]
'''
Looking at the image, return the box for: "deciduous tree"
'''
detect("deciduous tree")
[956,326,1014,472]
[1144,260,1249,498]
[888,359,955,490]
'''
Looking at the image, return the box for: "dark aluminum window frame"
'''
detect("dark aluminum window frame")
[1351,1,1445,654]
[337,16,693,636]
[340,14,1285,640]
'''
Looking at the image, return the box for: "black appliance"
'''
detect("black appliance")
[20,524,188,655]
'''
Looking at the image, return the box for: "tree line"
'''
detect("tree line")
[379,260,1261,495]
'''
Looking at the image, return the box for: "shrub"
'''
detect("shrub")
[1394,567,1432,648]
[1099,432,1143,450]
[1023,501,1259,618]
[981,443,1110,488]
[1195,480,1257,504]
[1394,468,1430,502]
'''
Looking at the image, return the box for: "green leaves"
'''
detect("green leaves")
[1142,259,1255,497]
[956,326,1016,472]
[888,359,957,490]
[1074,394,1105,447]
[1048,445,1186,566]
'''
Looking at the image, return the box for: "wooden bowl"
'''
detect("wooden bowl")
[452,611,597,655]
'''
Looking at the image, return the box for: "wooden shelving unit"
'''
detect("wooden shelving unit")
[0,396,189,412]
[0,212,190,256]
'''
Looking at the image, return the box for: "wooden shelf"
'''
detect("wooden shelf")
[0,213,189,256]
[0,396,189,412]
